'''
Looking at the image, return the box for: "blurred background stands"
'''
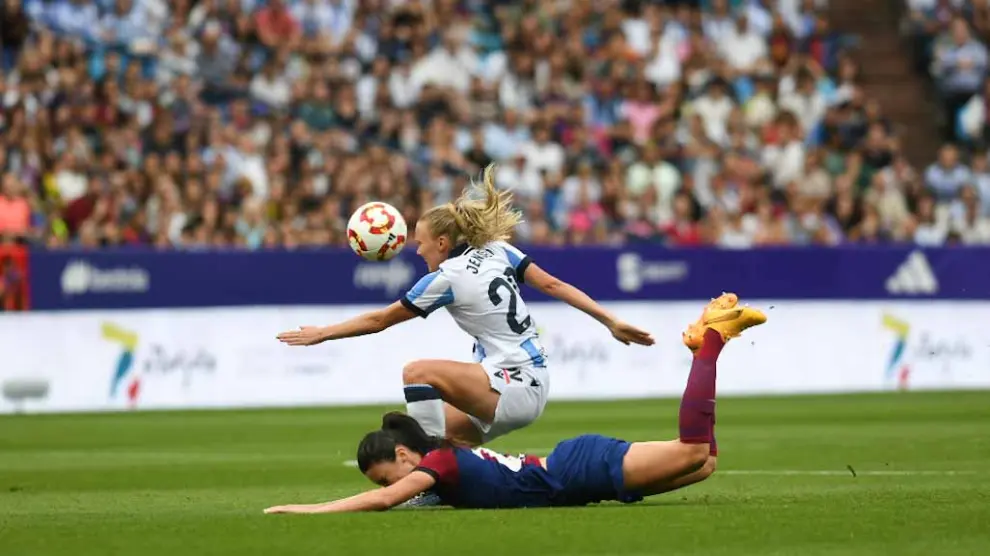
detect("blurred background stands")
[0,0,987,261]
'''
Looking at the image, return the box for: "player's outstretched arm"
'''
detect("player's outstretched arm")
[276,301,417,346]
[523,263,655,346]
[263,471,435,514]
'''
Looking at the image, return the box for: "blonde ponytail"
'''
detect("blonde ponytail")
[421,163,522,248]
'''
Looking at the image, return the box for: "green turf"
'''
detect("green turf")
[2,392,990,555]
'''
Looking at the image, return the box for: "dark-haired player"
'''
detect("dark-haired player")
[263,298,766,513]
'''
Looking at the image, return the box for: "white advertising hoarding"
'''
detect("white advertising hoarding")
[0,301,988,414]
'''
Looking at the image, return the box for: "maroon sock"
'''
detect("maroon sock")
[679,329,724,444]
[710,371,719,456]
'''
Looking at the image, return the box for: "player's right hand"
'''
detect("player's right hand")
[608,321,655,346]
[276,326,329,346]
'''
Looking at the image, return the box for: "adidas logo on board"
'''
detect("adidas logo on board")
[885,250,939,295]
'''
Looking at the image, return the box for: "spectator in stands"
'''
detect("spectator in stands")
[912,194,949,245]
[879,154,921,205]
[414,29,476,95]
[763,112,806,190]
[250,57,293,111]
[626,142,681,222]
[749,198,792,245]
[0,173,32,241]
[256,0,302,51]
[744,0,775,38]
[663,191,703,246]
[866,171,911,236]
[950,185,990,242]
[768,12,796,68]
[621,80,667,145]
[933,18,988,140]
[958,75,990,143]
[496,151,542,202]
[703,1,734,45]
[798,149,833,200]
[0,0,30,71]
[692,78,736,146]
[779,69,827,139]
[522,125,566,177]
[292,0,352,45]
[860,123,896,181]
[803,10,841,73]
[99,0,152,51]
[48,0,101,43]
[924,143,971,201]
[968,153,990,215]
[744,71,778,129]
[197,22,242,105]
[721,15,767,76]
[0,250,28,311]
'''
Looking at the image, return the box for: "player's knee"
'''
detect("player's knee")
[682,443,710,472]
[402,360,433,386]
[698,456,717,480]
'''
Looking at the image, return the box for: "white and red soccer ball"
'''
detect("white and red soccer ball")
[347,202,408,261]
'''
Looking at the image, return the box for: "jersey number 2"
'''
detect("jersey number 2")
[488,268,531,334]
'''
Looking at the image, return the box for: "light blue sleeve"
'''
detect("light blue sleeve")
[498,242,533,283]
[400,270,455,318]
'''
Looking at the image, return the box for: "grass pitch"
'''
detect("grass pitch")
[2,391,989,556]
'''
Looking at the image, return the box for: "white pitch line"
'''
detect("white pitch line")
[719,470,977,476]
[342,460,974,476]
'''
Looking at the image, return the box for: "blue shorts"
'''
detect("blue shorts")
[545,434,644,507]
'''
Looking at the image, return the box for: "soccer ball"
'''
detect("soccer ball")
[347,202,408,261]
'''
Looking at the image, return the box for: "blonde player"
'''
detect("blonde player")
[277,164,654,447]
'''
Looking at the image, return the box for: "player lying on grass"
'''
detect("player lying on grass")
[264,298,766,513]
[277,164,653,449]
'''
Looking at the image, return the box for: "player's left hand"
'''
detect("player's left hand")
[609,321,655,346]
[263,505,294,514]
[276,326,328,346]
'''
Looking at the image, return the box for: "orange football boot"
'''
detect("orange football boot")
[682,293,766,351]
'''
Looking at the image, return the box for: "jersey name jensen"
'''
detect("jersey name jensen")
[466,248,497,274]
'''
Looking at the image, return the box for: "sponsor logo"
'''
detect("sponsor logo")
[881,313,973,390]
[1,378,50,407]
[885,250,938,295]
[550,336,609,365]
[102,322,217,406]
[352,258,415,296]
[493,368,525,384]
[535,324,608,385]
[536,325,608,366]
[471,447,535,471]
[616,253,689,293]
[881,314,911,389]
[233,347,335,376]
[61,260,150,296]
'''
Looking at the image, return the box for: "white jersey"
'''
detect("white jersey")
[400,241,547,370]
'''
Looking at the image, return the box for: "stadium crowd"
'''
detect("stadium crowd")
[907,0,990,244]
[0,0,989,251]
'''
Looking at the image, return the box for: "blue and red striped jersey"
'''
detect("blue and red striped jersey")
[414,446,559,509]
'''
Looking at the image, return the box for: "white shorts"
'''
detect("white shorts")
[468,362,550,443]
